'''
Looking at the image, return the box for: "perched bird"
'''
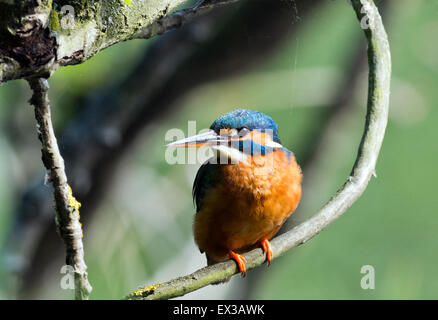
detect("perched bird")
[168,109,302,278]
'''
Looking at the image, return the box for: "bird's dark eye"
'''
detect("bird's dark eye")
[238,127,250,137]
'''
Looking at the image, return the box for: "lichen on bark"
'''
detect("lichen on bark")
[0,0,188,83]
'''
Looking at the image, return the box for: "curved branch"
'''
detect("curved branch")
[28,78,92,300]
[126,0,391,300]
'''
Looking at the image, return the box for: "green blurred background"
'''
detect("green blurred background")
[0,0,437,299]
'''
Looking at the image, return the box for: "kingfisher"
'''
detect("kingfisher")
[167,109,302,278]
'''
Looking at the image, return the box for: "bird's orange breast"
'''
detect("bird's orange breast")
[194,149,302,264]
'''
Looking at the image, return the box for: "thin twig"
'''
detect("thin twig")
[126,0,391,300]
[27,78,92,300]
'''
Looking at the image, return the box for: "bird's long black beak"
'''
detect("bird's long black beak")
[166,130,226,148]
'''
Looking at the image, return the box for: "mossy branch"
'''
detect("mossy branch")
[130,0,240,40]
[126,0,391,300]
[28,77,92,300]
[0,0,240,84]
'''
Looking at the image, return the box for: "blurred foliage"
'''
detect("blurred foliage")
[0,0,437,299]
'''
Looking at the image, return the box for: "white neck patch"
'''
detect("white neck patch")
[211,145,248,164]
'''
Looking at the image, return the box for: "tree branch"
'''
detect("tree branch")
[0,0,241,84]
[27,78,92,300]
[126,0,391,300]
[131,0,240,40]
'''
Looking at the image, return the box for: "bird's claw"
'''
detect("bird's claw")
[260,239,273,266]
[228,250,247,277]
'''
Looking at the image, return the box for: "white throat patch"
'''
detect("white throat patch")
[211,145,248,164]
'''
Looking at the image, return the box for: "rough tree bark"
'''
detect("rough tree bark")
[0,0,192,83]
[28,78,92,299]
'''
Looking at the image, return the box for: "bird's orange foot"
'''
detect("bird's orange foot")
[260,239,273,266]
[228,250,247,277]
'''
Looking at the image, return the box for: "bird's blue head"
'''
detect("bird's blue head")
[167,108,284,163]
[209,109,281,143]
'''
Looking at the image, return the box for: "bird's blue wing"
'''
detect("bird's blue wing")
[192,161,219,212]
